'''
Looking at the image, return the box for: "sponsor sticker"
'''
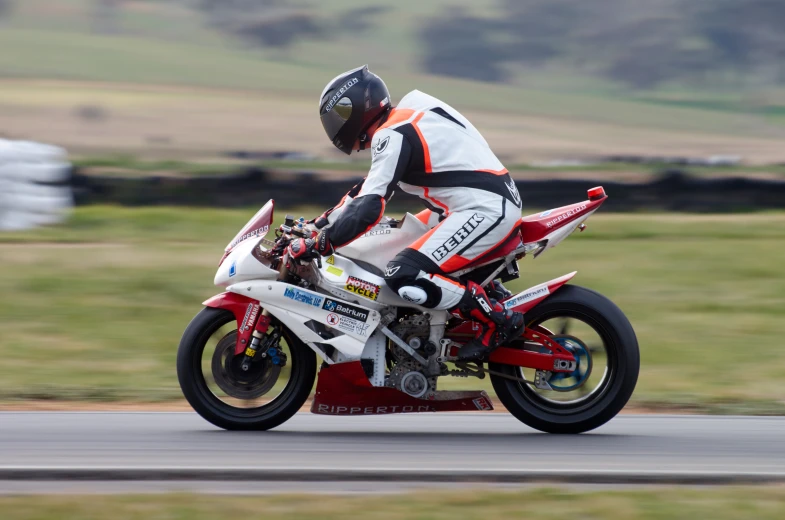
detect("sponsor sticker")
[345,276,380,301]
[322,298,369,322]
[240,303,259,331]
[546,204,587,228]
[229,260,236,277]
[432,213,486,261]
[315,404,434,415]
[539,210,553,217]
[473,397,493,411]
[284,287,324,308]
[362,228,392,237]
[227,225,269,250]
[324,77,359,112]
[504,285,550,309]
[326,265,343,277]
[336,316,370,336]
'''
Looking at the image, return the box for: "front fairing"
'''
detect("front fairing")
[215,199,278,287]
[215,237,278,287]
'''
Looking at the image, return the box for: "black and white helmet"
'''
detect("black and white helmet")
[319,65,391,155]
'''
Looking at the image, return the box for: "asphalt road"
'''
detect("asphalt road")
[1,412,784,487]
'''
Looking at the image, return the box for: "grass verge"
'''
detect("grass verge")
[1,207,784,412]
[2,487,785,519]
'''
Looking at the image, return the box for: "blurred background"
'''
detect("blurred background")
[1,1,785,517]
[1,0,785,413]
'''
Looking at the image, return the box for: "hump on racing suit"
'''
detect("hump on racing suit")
[314,89,522,251]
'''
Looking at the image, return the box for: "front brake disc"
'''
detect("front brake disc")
[211,333,281,399]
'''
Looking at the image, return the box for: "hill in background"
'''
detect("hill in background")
[0,0,784,164]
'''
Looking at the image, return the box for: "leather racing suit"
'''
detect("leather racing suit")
[314,90,522,313]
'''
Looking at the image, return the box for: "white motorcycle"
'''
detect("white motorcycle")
[177,186,639,434]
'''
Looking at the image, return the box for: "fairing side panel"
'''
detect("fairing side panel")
[502,271,577,313]
[215,238,278,287]
[336,213,429,273]
[316,252,431,311]
[226,280,380,360]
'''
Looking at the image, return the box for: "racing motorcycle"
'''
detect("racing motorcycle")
[177,186,639,434]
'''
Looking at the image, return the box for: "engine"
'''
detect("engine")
[385,314,437,398]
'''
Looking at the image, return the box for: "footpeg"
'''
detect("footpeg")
[534,370,552,390]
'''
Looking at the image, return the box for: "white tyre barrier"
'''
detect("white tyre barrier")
[0,140,73,231]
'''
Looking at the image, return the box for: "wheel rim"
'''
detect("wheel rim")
[195,313,299,415]
[512,311,616,412]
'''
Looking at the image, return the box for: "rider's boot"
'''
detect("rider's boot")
[453,281,525,362]
[485,280,512,301]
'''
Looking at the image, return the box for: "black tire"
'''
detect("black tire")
[490,284,639,434]
[177,307,316,430]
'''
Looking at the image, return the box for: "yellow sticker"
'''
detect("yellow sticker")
[326,265,343,277]
[244,347,257,357]
[345,276,380,301]
[326,256,335,265]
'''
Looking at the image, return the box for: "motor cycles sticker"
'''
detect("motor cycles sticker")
[504,285,550,309]
[322,298,369,322]
[284,287,324,308]
[345,276,380,301]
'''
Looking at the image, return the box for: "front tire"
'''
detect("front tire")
[491,284,639,434]
[177,307,316,430]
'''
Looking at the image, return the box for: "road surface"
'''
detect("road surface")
[1,412,784,489]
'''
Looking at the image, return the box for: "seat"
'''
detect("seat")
[457,227,524,270]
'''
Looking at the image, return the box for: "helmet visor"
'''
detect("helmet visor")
[320,97,353,140]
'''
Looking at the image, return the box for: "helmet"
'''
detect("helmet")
[319,65,391,155]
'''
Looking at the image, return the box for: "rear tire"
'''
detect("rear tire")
[491,284,639,434]
[177,307,316,430]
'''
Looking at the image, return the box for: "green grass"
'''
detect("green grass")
[2,0,784,139]
[1,207,785,412]
[2,487,785,519]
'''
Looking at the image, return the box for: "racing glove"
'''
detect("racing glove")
[286,238,319,263]
[286,230,334,263]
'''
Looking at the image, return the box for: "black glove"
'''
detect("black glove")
[314,229,335,256]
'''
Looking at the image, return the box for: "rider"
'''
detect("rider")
[287,65,525,361]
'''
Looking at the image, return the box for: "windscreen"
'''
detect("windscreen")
[225,199,275,252]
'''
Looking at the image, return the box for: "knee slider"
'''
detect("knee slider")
[384,260,442,308]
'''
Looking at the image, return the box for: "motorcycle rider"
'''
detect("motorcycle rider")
[287,65,525,361]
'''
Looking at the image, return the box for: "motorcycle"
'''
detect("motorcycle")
[177,186,639,434]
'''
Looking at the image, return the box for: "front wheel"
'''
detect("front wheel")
[177,307,316,430]
[490,284,639,434]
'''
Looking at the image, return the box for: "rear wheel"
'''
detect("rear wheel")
[177,307,316,430]
[490,284,639,434]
